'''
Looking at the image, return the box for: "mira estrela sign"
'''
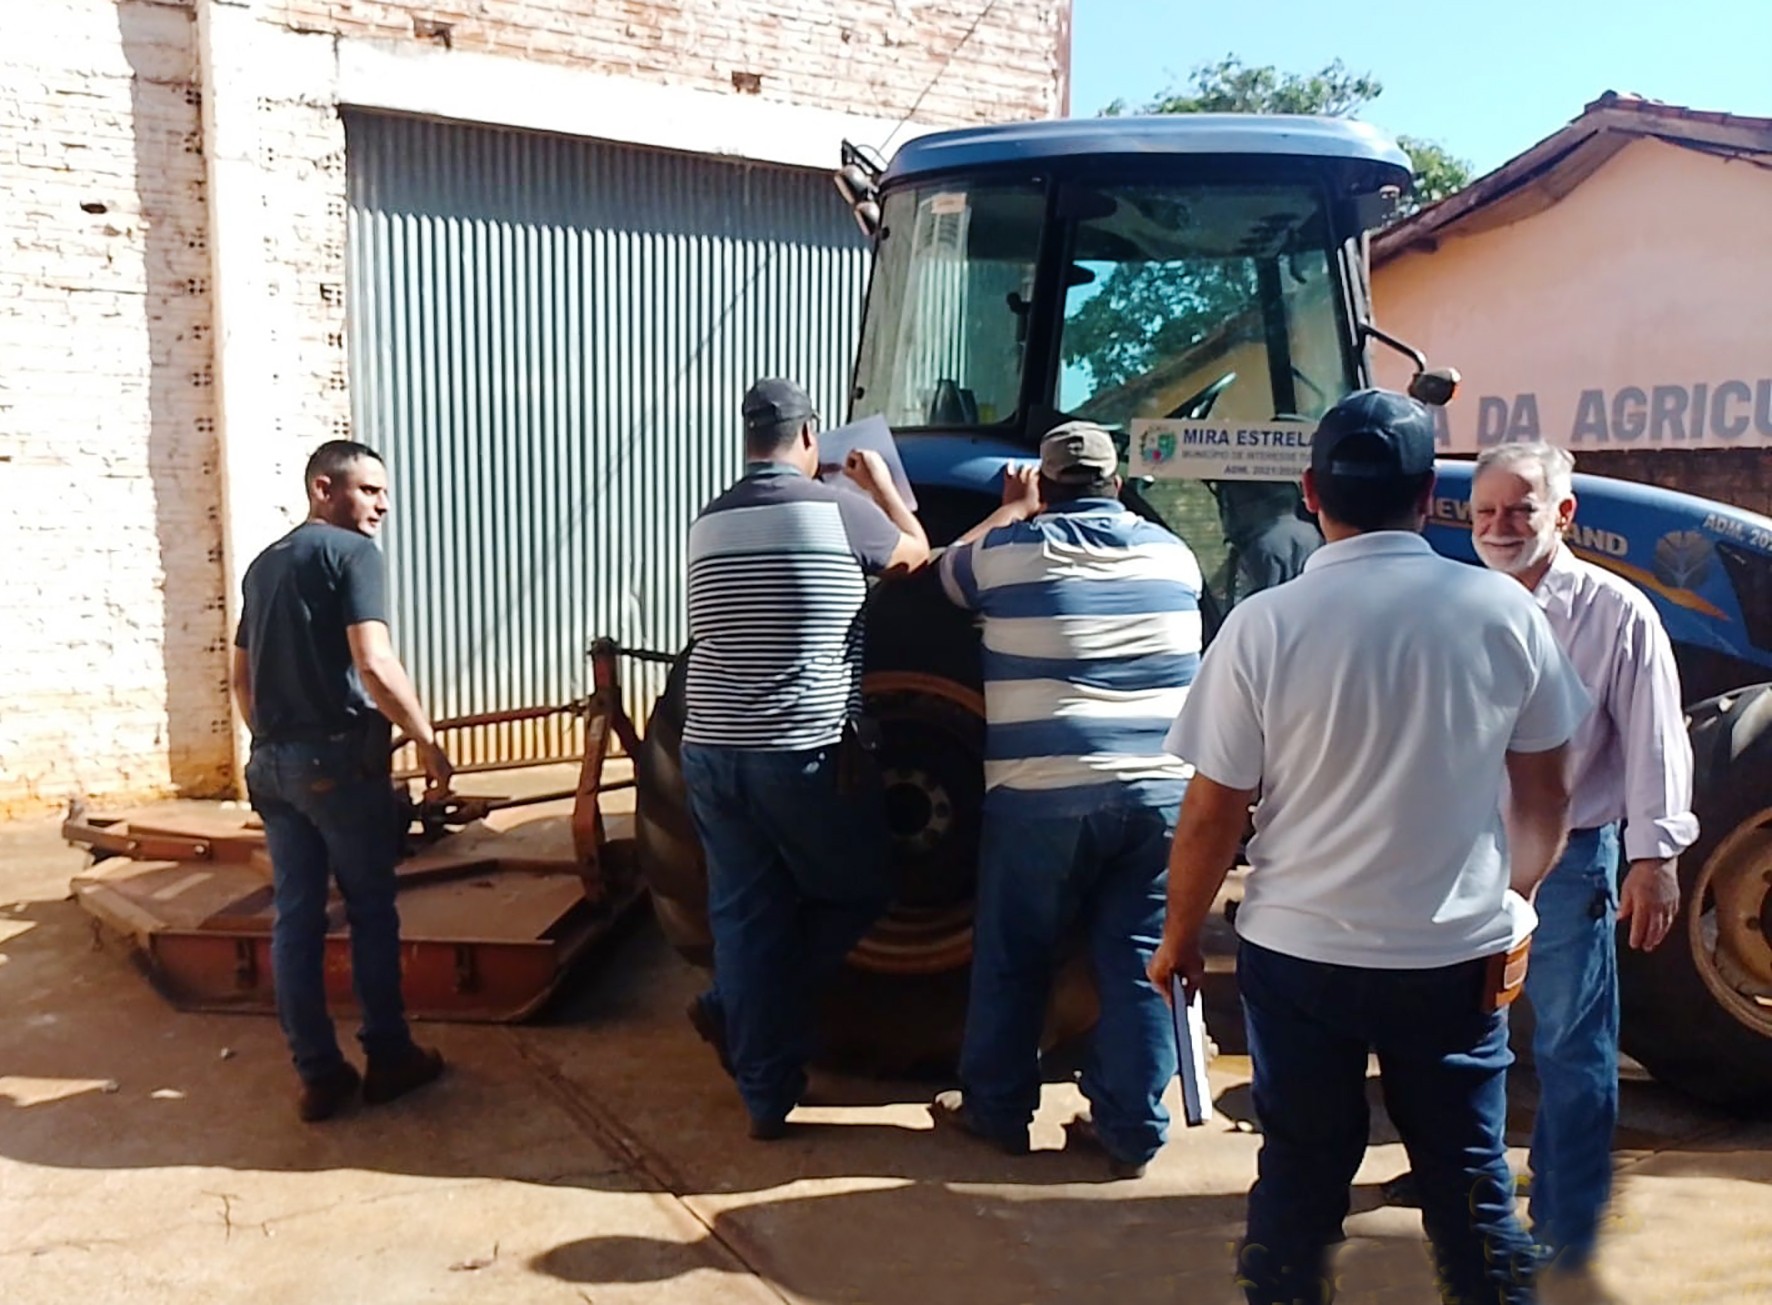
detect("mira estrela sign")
[1130,420,1316,481]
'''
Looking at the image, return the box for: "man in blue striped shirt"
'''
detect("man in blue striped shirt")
[930,421,1202,1178]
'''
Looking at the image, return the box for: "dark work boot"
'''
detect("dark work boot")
[297,1062,362,1123]
[929,1090,1030,1156]
[1063,1114,1150,1180]
[1382,1168,1528,1208]
[747,1114,790,1142]
[686,993,735,1079]
[362,1045,446,1106]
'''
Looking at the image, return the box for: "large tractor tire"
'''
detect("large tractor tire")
[1618,683,1772,1108]
[635,566,1098,1077]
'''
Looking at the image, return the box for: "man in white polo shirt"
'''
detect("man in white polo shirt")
[1149,390,1590,1305]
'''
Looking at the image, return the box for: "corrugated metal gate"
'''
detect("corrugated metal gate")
[344,112,868,762]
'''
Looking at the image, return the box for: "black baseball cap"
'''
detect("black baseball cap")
[742,378,818,433]
[1310,389,1436,480]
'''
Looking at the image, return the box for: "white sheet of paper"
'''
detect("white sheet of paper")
[815,413,918,512]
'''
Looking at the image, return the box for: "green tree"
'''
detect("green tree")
[1105,56,1383,119]
[1065,57,1473,395]
[1063,255,1257,398]
[1395,135,1471,209]
[1103,55,1473,217]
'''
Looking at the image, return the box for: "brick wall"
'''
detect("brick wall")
[1,0,1062,817]
[0,0,231,815]
[1577,448,1772,521]
[210,8,353,542]
[275,0,1067,124]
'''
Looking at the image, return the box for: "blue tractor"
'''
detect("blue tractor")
[636,116,1772,1104]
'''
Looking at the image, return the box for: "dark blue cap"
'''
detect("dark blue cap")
[742,378,818,433]
[1311,389,1436,480]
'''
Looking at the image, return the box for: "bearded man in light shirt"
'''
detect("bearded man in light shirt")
[1467,442,1696,1270]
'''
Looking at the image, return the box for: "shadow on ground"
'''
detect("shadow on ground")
[6,812,1768,1305]
[0,885,1123,1193]
[523,1180,1465,1305]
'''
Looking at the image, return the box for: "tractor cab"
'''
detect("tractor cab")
[836,115,1443,614]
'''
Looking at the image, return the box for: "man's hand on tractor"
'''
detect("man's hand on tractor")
[1618,857,1680,951]
[417,739,455,799]
[1148,930,1205,1003]
[948,464,1040,550]
[1000,464,1042,517]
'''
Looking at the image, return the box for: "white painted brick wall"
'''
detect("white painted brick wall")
[206,6,352,555]
[0,0,1062,817]
[0,0,231,815]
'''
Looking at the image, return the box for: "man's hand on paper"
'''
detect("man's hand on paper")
[843,448,892,498]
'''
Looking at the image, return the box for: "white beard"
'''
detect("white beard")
[1474,519,1560,576]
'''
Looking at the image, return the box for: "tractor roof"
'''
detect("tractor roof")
[882,115,1414,189]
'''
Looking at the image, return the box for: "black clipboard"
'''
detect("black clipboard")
[1170,975,1214,1127]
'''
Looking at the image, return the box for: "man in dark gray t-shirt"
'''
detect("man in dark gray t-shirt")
[1216,480,1321,608]
[680,378,928,1140]
[233,440,453,1123]
[236,521,386,740]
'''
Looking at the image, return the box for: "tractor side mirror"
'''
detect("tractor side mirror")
[1360,322,1460,408]
[834,140,886,239]
[1408,367,1460,407]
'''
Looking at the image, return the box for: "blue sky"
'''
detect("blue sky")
[1068,0,1772,176]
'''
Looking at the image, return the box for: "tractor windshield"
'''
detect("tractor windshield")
[852,181,1046,430]
[1056,182,1351,428]
[1060,182,1351,614]
[851,178,1354,433]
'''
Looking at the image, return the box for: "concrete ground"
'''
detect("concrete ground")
[5,801,1772,1305]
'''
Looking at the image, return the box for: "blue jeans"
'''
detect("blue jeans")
[959,799,1178,1164]
[1239,939,1537,1305]
[1525,823,1620,1264]
[245,735,414,1082]
[680,742,891,1125]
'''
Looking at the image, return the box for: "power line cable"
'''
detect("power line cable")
[879,0,1008,154]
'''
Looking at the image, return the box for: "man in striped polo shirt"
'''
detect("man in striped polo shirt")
[930,421,1203,1178]
[681,377,928,1140]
